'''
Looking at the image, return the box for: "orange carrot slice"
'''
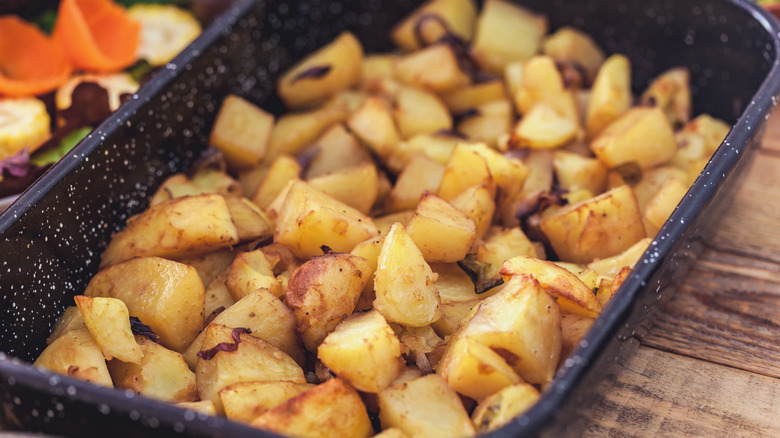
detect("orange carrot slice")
[54,0,141,72]
[0,16,73,97]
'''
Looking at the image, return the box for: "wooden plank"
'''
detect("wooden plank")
[574,346,780,437]
[641,248,780,378]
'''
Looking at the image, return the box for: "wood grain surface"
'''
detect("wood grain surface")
[580,108,780,436]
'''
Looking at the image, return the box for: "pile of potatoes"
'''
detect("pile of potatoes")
[33,0,730,436]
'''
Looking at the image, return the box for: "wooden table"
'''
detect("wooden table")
[577,108,780,436]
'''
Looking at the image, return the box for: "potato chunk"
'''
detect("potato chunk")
[74,295,142,363]
[438,337,522,401]
[590,106,677,169]
[252,378,373,438]
[220,381,314,424]
[585,54,631,138]
[406,192,477,263]
[540,184,646,264]
[378,374,476,438]
[391,0,478,52]
[471,383,540,433]
[100,194,239,268]
[286,253,372,351]
[108,336,198,403]
[277,31,363,109]
[209,94,274,170]
[275,181,379,259]
[84,257,205,352]
[394,43,471,92]
[34,328,113,387]
[374,222,441,327]
[459,275,561,384]
[318,310,403,393]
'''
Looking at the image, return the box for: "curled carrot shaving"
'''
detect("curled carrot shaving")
[0,16,73,97]
[53,0,141,73]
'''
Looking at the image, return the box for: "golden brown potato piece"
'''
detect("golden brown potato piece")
[74,295,142,363]
[184,288,305,369]
[224,196,273,243]
[252,378,373,438]
[470,0,547,74]
[391,0,477,52]
[542,26,606,83]
[437,142,495,201]
[459,275,561,384]
[149,168,242,207]
[307,162,379,214]
[302,123,372,179]
[220,380,314,424]
[512,102,578,149]
[318,310,403,393]
[34,328,113,388]
[441,80,507,113]
[84,257,205,353]
[585,54,631,138]
[406,192,477,263]
[457,99,514,148]
[588,237,651,278]
[640,66,691,126]
[100,194,239,268]
[394,86,452,139]
[196,324,306,409]
[540,185,646,264]
[471,383,540,433]
[438,336,522,401]
[590,106,677,169]
[378,374,476,438]
[553,150,608,195]
[252,154,301,210]
[275,181,379,259]
[512,55,578,123]
[500,255,601,318]
[278,31,364,109]
[108,336,198,403]
[46,306,86,345]
[225,249,282,300]
[176,400,217,416]
[394,43,471,92]
[286,252,372,352]
[385,154,446,213]
[209,94,274,170]
[449,184,496,243]
[374,222,441,327]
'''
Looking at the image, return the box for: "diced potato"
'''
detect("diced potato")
[471,383,540,434]
[542,27,606,83]
[302,123,372,179]
[595,265,631,308]
[519,149,554,196]
[185,288,305,369]
[457,99,514,147]
[34,328,113,387]
[150,169,242,207]
[394,43,471,92]
[378,374,476,438]
[275,181,379,259]
[318,310,403,393]
[386,154,446,213]
[224,196,273,243]
[347,96,401,160]
[196,324,306,408]
[46,306,86,345]
[108,336,198,402]
[391,0,478,51]
[438,336,522,401]
[252,378,373,438]
[553,150,608,195]
[587,237,650,278]
[440,80,507,113]
[459,275,561,384]
[540,185,646,264]
[387,133,460,173]
[308,162,379,214]
[449,184,495,243]
[180,250,235,289]
[512,55,578,123]
[74,295,142,363]
[278,31,364,109]
[374,210,415,237]
[590,106,677,169]
[374,222,441,327]
[350,236,384,312]
[644,176,688,234]
[431,299,481,337]
[220,380,314,424]
[394,86,452,139]
[470,0,547,74]
[437,142,495,201]
[286,253,372,351]
[406,192,477,263]
[203,266,236,321]
[209,94,274,170]
[639,67,691,126]
[500,255,601,318]
[585,54,631,138]
[267,101,350,159]
[512,102,578,148]
[85,257,205,352]
[361,54,399,91]
[560,313,595,359]
[633,166,688,210]
[252,154,301,210]
[100,194,239,268]
[463,226,539,292]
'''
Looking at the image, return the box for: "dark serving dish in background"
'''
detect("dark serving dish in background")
[1,0,779,436]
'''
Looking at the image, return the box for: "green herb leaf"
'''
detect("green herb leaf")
[30,127,92,167]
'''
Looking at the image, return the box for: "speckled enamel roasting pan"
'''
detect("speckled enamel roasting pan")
[1,0,779,436]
